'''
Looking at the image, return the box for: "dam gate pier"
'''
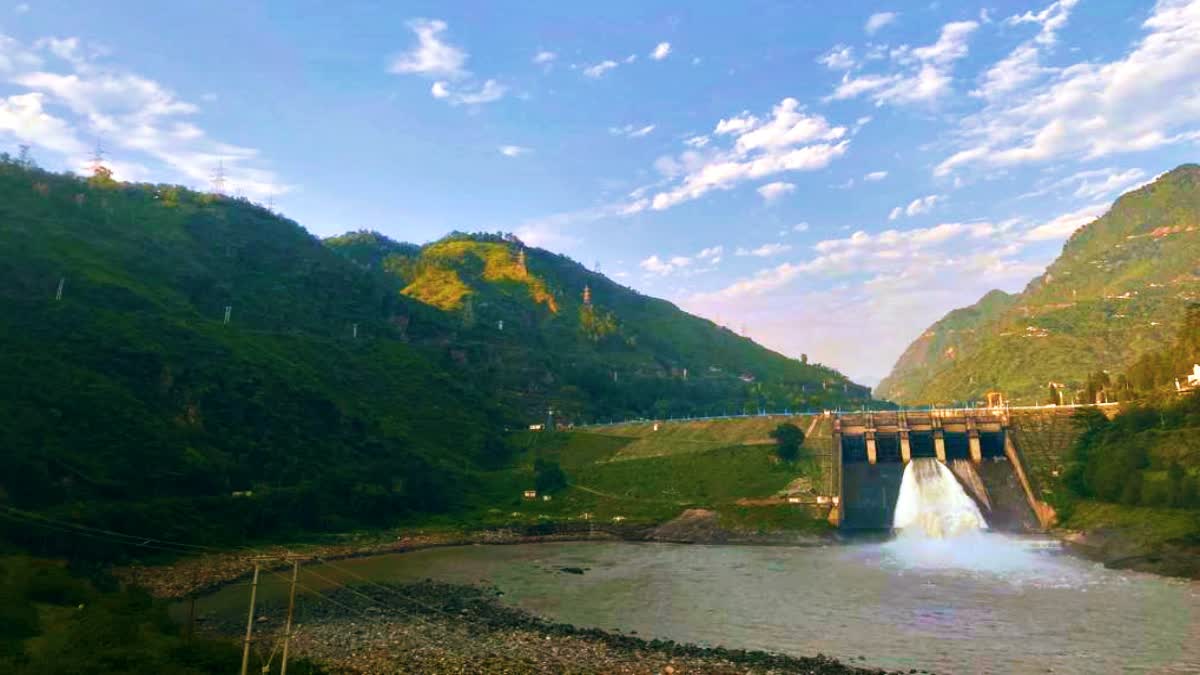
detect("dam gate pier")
[829,409,1050,531]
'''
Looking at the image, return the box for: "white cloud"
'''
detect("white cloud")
[610,123,655,138]
[692,262,805,301]
[624,98,847,213]
[683,134,709,148]
[865,12,899,35]
[651,42,672,60]
[640,254,694,276]
[0,36,286,197]
[14,3,30,13]
[388,19,506,105]
[430,78,506,105]
[819,45,855,70]
[973,0,1078,101]
[583,60,618,78]
[0,91,87,157]
[1022,202,1109,241]
[498,145,531,157]
[888,194,942,219]
[864,170,888,181]
[389,19,467,79]
[736,242,793,257]
[912,20,979,63]
[938,0,1200,175]
[757,181,795,202]
[714,111,758,135]
[826,19,978,105]
[533,50,557,64]
[681,205,1108,384]
[793,222,810,232]
[640,245,729,277]
[1022,167,1149,201]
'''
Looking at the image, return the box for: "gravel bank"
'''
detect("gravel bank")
[201,580,911,674]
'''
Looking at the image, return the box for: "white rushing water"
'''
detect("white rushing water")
[893,457,987,538]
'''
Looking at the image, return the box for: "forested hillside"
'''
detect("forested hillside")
[877,164,1200,405]
[326,231,871,420]
[0,159,868,559]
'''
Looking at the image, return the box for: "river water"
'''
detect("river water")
[196,538,1200,673]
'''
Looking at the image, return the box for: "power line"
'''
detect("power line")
[0,506,588,670]
[0,504,219,554]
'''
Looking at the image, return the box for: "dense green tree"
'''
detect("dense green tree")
[769,423,806,463]
[533,458,568,494]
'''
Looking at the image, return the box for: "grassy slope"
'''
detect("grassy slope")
[878,164,1200,405]
[473,417,833,533]
[593,416,816,459]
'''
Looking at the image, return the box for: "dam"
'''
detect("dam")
[829,409,1054,531]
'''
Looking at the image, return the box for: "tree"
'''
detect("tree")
[534,458,567,493]
[769,422,805,462]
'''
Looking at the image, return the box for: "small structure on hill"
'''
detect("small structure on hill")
[523,490,537,500]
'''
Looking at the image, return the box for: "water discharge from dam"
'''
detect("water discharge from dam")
[887,457,1051,574]
[893,457,987,537]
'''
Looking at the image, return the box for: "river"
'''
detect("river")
[194,537,1200,673]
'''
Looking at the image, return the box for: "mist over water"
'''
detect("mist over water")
[886,457,1053,575]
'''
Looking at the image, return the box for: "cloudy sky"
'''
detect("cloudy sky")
[2,0,1199,385]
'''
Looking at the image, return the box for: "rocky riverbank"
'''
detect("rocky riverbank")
[117,516,835,601]
[199,579,909,674]
[1059,528,1200,579]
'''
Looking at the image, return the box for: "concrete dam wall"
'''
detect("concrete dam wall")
[832,411,1048,532]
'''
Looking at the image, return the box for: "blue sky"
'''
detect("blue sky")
[2,1,1199,385]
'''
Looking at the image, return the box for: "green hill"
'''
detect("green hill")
[0,161,509,559]
[326,230,873,421]
[877,164,1200,405]
[0,159,869,559]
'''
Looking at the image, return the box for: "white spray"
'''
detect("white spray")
[893,458,986,538]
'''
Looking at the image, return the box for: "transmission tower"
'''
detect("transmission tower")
[89,141,106,174]
[210,161,227,194]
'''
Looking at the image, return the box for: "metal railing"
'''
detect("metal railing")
[570,401,1122,430]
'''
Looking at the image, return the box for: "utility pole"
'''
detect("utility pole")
[186,594,196,641]
[239,562,261,675]
[279,558,300,675]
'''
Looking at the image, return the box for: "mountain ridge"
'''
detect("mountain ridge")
[877,163,1200,404]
